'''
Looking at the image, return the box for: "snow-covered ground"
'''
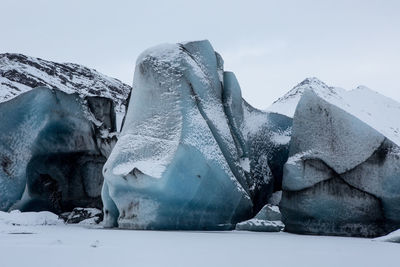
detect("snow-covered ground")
[0,211,398,267]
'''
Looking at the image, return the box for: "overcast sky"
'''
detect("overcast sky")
[1,0,399,109]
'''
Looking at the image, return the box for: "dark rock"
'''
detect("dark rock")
[60,207,103,224]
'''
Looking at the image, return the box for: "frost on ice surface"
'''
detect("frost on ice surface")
[236,204,284,232]
[236,219,284,232]
[102,40,292,230]
[0,87,117,213]
[241,100,292,210]
[102,40,251,230]
[270,129,291,145]
[281,90,400,237]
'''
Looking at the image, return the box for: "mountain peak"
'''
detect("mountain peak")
[0,53,131,114]
[296,77,328,88]
[266,78,343,117]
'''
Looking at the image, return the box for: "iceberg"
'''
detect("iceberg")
[102,40,291,229]
[280,90,400,237]
[0,87,116,213]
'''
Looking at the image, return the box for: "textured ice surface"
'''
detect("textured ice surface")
[243,102,292,210]
[236,204,283,232]
[281,90,400,237]
[102,40,291,229]
[223,71,292,210]
[0,87,116,212]
[268,191,282,205]
[236,219,283,232]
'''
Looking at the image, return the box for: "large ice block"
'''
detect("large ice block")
[0,87,116,212]
[280,90,400,237]
[102,40,292,229]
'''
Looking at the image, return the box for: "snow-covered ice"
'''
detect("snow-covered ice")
[0,87,116,212]
[267,77,400,146]
[281,89,400,237]
[102,40,292,230]
[0,211,398,267]
[236,204,284,232]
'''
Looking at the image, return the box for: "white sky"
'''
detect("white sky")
[1,0,399,109]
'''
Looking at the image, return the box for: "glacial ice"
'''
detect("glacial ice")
[223,71,292,210]
[280,90,400,237]
[235,204,284,232]
[102,40,292,229]
[0,87,116,213]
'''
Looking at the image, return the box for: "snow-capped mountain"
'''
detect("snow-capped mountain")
[266,77,346,117]
[0,53,131,113]
[267,77,400,146]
